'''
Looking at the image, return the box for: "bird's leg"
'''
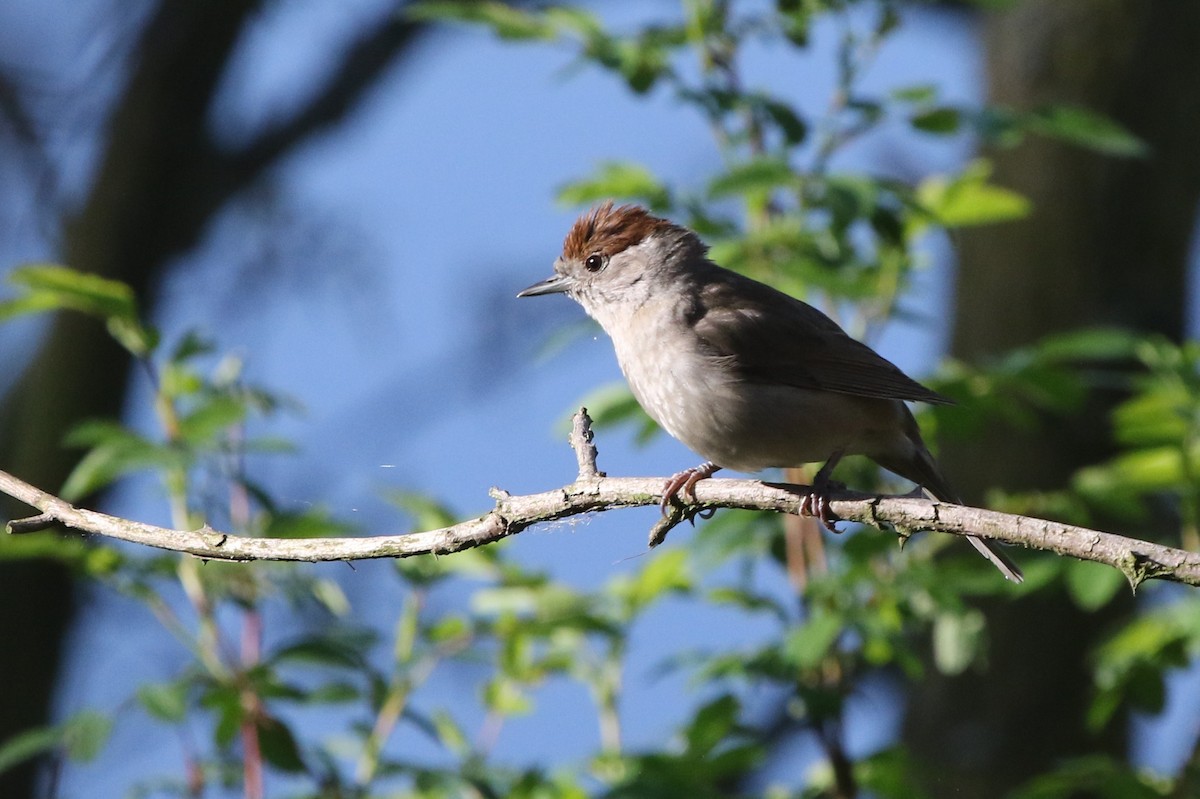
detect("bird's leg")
[661,461,721,516]
[800,451,845,532]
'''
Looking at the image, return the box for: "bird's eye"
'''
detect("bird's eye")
[584,253,605,272]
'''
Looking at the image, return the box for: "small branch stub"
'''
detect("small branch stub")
[648,509,688,548]
[8,512,56,535]
[570,407,605,480]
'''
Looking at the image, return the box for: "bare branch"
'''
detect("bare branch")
[1,411,1197,589]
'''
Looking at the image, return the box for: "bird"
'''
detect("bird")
[518,201,1022,582]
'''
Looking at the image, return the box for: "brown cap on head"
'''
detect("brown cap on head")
[562,202,674,262]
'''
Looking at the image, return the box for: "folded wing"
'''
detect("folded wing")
[688,268,952,405]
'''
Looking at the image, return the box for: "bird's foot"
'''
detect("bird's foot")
[799,451,845,532]
[799,479,845,532]
[661,461,721,516]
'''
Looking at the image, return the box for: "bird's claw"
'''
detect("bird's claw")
[661,461,720,516]
[800,480,845,533]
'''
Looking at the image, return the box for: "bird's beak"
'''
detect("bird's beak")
[517,273,571,298]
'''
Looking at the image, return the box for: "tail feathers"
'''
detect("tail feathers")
[965,534,1025,584]
[876,430,1024,583]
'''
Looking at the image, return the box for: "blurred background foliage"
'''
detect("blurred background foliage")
[1,1,1199,797]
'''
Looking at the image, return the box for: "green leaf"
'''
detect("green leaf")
[170,329,216,362]
[541,7,604,38]
[427,614,471,644]
[0,726,61,775]
[257,716,307,773]
[1025,105,1148,158]
[677,85,739,116]
[966,106,1027,148]
[407,1,554,40]
[61,710,112,763]
[557,162,671,210]
[1010,754,1168,799]
[0,292,63,321]
[8,264,136,319]
[1089,598,1200,728]
[397,545,501,586]
[610,549,691,614]
[605,29,679,94]
[917,160,1031,227]
[270,632,372,669]
[200,683,244,746]
[0,715,110,778]
[1065,560,1126,611]
[890,84,938,104]
[822,174,882,230]
[855,748,933,799]
[777,0,813,45]
[910,107,961,135]
[159,362,204,398]
[706,587,787,620]
[430,709,470,756]
[759,98,808,144]
[965,103,1147,158]
[707,156,796,199]
[3,265,157,356]
[471,585,539,616]
[60,423,187,500]
[63,419,142,448]
[784,609,842,669]
[262,509,354,540]
[304,682,360,704]
[107,315,158,357]
[311,578,351,616]
[482,677,533,716]
[685,694,739,757]
[177,395,249,445]
[138,681,189,723]
[387,491,459,532]
[1034,327,1142,362]
[1079,447,1187,496]
[1112,389,1191,448]
[707,215,874,300]
[80,546,124,577]
[932,609,985,675]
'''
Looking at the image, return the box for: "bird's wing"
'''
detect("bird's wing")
[688,269,952,405]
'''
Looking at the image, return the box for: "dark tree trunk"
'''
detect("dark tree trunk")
[904,2,1200,795]
[0,6,260,794]
[0,1,431,792]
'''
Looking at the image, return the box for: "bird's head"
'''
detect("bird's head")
[517,202,706,321]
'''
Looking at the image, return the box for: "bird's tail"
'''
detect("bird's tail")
[877,421,1024,584]
[961,532,1025,584]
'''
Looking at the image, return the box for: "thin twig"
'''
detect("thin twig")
[2,411,1198,589]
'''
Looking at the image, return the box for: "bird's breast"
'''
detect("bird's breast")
[604,305,769,469]
[601,304,714,437]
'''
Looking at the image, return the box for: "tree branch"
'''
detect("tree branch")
[2,411,1197,589]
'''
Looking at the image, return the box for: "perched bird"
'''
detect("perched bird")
[518,202,1022,582]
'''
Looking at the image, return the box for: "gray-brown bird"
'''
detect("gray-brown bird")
[519,202,1022,582]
